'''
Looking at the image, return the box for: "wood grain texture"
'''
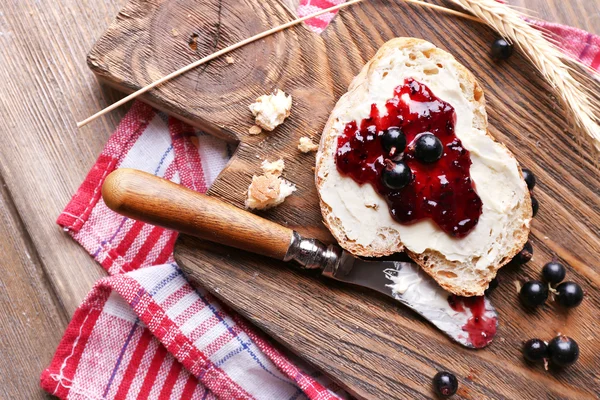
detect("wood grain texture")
[102,169,294,259]
[0,0,128,398]
[0,0,129,318]
[88,0,600,398]
[0,174,68,399]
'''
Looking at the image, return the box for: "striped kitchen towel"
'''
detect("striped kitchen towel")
[42,102,346,400]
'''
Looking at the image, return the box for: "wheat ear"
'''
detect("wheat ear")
[448,0,600,153]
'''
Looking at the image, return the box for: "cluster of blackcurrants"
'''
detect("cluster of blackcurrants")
[523,335,579,368]
[380,128,443,190]
[519,261,584,309]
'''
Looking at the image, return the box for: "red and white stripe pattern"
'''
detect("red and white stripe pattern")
[297,0,346,33]
[46,102,346,399]
[297,0,600,75]
[526,19,600,72]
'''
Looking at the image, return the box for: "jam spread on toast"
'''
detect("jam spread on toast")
[336,78,482,237]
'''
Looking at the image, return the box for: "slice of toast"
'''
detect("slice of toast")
[315,38,532,296]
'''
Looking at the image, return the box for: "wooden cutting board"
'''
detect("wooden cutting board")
[88,0,600,398]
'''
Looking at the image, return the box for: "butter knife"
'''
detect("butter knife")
[102,168,498,348]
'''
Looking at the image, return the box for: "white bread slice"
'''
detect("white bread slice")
[315,38,532,296]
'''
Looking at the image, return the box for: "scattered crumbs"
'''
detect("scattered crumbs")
[514,280,522,294]
[249,89,292,131]
[500,337,506,343]
[365,202,379,210]
[261,159,285,177]
[544,236,549,240]
[225,56,235,64]
[588,335,594,341]
[255,154,260,159]
[187,14,192,18]
[248,125,262,135]
[245,173,296,210]
[543,358,549,371]
[171,28,179,37]
[298,136,319,153]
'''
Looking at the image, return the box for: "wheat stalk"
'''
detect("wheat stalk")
[448,0,600,154]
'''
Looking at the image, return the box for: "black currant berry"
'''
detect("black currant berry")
[556,282,584,308]
[541,261,566,285]
[523,338,548,362]
[382,160,412,190]
[432,371,458,398]
[522,168,536,190]
[491,38,514,61]
[520,280,548,307]
[514,241,533,264]
[414,133,443,164]
[484,277,499,296]
[381,127,407,156]
[531,196,539,217]
[547,336,579,367]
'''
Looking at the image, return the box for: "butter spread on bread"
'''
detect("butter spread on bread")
[316,38,532,296]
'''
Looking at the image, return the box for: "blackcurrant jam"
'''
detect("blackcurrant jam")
[448,295,497,348]
[336,78,482,237]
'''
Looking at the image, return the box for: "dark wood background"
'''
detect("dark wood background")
[0,0,598,398]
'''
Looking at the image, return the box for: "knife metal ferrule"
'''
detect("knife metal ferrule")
[284,231,342,273]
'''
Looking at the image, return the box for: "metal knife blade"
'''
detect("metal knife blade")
[325,255,498,348]
[284,233,497,349]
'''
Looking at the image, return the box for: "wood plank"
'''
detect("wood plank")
[0,0,129,316]
[0,174,68,398]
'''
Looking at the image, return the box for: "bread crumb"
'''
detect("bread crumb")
[261,159,285,177]
[248,125,262,135]
[225,56,235,64]
[298,137,318,153]
[514,280,522,294]
[171,28,179,37]
[246,174,296,210]
[587,335,594,341]
[249,89,292,131]
[365,202,379,210]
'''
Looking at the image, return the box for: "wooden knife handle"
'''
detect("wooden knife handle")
[102,168,294,260]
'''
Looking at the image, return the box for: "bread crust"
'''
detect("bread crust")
[315,38,532,296]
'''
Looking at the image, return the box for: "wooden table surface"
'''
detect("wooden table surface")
[0,1,597,398]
